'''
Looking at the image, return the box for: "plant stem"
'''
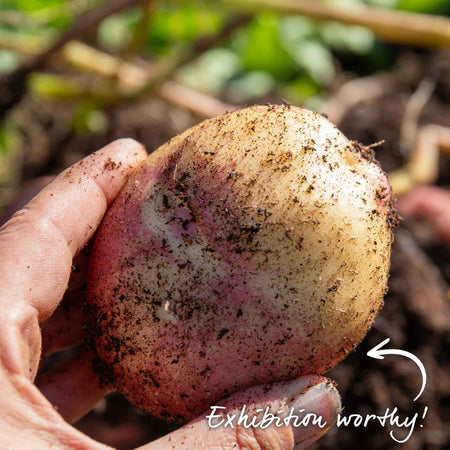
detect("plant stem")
[124,1,155,56]
[222,0,450,47]
[62,40,237,117]
[0,31,48,56]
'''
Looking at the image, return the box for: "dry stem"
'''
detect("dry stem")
[62,41,237,118]
[222,0,450,47]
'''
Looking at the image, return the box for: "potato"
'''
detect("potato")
[86,105,397,421]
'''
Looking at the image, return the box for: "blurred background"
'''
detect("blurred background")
[0,0,449,449]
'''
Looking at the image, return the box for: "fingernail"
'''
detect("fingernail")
[287,379,341,449]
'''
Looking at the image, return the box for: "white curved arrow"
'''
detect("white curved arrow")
[367,338,426,401]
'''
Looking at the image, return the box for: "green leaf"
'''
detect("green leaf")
[283,73,321,103]
[147,4,223,53]
[0,119,20,190]
[396,0,450,14]
[15,0,65,12]
[0,51,19,72]
[279,15,318,47]
[321,23,375,55]
[288,40,335,84]
[177,48,241,94]
[0,126,12,156]
[98,14,132,52]
[364,0,398,7]
[227,71,275,101]
[72,101,108,134]
[365,0,449,13]
[235,13,295,80]
[28,73,85,100]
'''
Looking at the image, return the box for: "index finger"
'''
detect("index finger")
[0,138,147,322]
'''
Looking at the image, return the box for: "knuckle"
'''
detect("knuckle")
[235,426,262,450]
[234,425,294,450]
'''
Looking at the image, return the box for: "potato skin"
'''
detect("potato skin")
[86,105,396,421]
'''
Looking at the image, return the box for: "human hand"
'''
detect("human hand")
[0,139,340,449]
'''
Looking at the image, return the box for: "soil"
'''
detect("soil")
[1,49,448,449]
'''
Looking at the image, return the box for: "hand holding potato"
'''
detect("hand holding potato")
[0,138,340,449]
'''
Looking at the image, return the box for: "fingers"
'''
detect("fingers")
[0,365,111,450]
[41,239,95,356]
[0,138,147,324]
[36,348,114,424]
[66,244,92,293]
[0,139,146,380]
[0,141,146,449]
[140,375,341,450]
[40,289,86,356]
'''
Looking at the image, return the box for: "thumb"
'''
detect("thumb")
[140,375,341,450]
